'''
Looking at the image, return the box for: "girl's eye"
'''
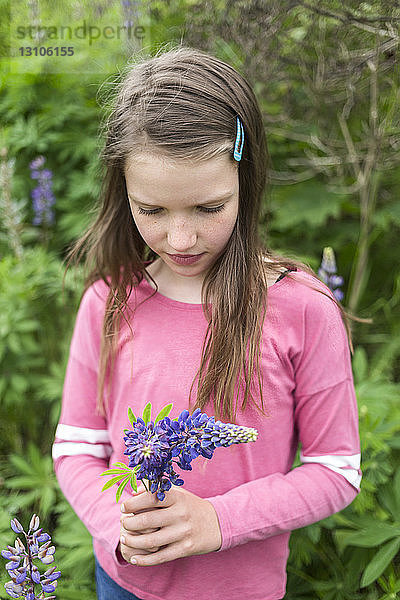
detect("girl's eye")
[136,205,225,216]
[136,207,161,215]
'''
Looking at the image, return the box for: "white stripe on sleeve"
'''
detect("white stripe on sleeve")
[55,424,110,443]
[52,441,112,460]
[52,424,113,461]
[300,452,362,489]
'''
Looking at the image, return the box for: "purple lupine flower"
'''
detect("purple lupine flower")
[123,418,179,500]
[29,156,45,171]
[123,408,258,501]
[94,2,108,17]
[162,410,258,470]
[29,156,55,226]
[318,247,344,302]
[10,519,24,534]
[121,0,138,30]
[1,514,60,599]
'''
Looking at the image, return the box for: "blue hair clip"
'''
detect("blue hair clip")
[233,116,244,162]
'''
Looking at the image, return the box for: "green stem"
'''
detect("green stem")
[23,530,35,597]
[347,170,380,314]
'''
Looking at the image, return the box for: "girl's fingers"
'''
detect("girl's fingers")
[121,490,165,515]
[121,506,172,533]
[129,541,188,567]
[119,542,159,559]
[121,524,159,536]
[121,525,177,552]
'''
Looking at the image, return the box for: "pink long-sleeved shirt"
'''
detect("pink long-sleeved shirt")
[52,266,361,600]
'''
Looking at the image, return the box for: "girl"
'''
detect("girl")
[52,45,362,600]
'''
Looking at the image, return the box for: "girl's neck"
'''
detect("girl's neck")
[144,257,205,304]
[143,256,285,304]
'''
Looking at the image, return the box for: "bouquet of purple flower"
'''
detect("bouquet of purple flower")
[1,514,60,599]
[101,403,258,502]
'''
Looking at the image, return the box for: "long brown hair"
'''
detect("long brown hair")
[64,44,368,422]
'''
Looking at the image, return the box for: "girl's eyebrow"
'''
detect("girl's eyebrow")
[128,191,234,208]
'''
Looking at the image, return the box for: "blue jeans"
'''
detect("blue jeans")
[94,554,143,600]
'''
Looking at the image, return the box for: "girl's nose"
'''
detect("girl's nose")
[167,221,197,252]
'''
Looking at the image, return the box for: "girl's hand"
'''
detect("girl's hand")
[119,517,160,563]
[119,490,161,562]
[119,485,222,566]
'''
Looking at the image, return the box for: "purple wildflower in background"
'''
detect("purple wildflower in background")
[2,514,60,599]
[29,156,55,227]
[318,246,344,302]
[121,0,138,29]
[123,408,258,501]
[94,2,108,18]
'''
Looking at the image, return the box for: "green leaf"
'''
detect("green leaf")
[155,403,173,423]
[8,454,35,476]
[10,374,28,393]
[142,402,152,424]
[100,468,130,477]
[373,199,400,229]
[15,319,38,333]
[101,474,130,492]
[352,347,368,385]
[39,486,57,517]
[128,407,136,427]
[393,467,400,514]
[360,537,400,587]
[343,522,400,547]
[130,471,138,493]
[116,475,131,503]
[52,587,94,600]
[270,181,343,230]
[306,523,321,544]
[112,462,131,469]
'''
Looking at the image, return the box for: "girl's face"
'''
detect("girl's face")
[124,152,239,282]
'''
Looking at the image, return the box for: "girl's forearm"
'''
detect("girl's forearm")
[53,454,132,567]
[207,463,358,551]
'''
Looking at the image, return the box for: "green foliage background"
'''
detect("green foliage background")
[0,0,399,598]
